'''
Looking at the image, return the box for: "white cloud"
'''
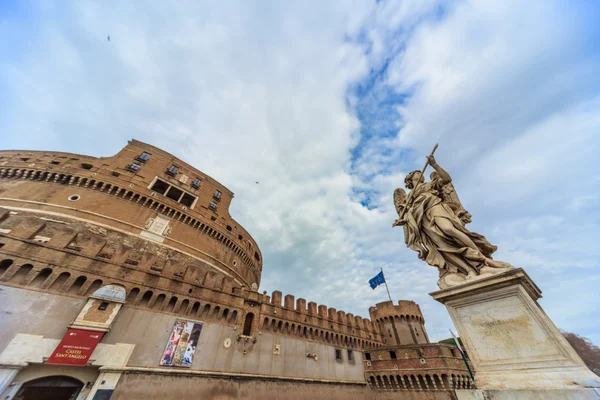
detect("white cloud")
[1,0,599,345]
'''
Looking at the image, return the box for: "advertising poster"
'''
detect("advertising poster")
[46,329,104,366]
[159,319,203,367]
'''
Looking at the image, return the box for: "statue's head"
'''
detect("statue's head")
[405,170,424,189]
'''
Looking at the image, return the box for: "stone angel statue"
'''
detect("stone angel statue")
[393,149,512,288]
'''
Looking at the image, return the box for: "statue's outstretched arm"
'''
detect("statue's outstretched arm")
[427,155,451,184]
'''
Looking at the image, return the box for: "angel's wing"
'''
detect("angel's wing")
[430,172,472,224]
[393,188,407,216]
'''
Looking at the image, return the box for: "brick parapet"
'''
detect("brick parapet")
[262,289,384,348]
[363,343,473,391]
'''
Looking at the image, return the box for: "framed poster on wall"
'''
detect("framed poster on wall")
[159,319,203,367]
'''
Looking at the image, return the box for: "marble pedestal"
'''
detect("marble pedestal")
[431,268,600,397]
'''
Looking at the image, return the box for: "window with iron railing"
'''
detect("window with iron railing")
[166,165,179,176]
[137,152,151,162]
[127,163,141,172]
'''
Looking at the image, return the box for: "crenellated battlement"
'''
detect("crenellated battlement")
[369,300,424,324]
[263,288,383,348]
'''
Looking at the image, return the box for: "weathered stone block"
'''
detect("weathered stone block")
[431,268,600,390]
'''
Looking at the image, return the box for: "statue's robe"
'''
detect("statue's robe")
[403,180,498,277]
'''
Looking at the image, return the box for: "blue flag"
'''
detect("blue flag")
[369,271,385,290]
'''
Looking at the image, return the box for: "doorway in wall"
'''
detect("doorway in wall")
[243,312,254,336]
[15,376,83,400]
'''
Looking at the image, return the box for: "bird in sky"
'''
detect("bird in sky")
[107,35,110,41]
[255,182,259,184]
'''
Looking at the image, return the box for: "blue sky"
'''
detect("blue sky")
[1,0,600,344]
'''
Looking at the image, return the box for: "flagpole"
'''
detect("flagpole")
[450,329,475,381]
[381,267,393,303]
[380,267,401,346]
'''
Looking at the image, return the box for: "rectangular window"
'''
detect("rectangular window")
[209,202,217,210]
[365,352,371,361]
[191,178,201,189]
[150,179,170,195]
[390,351,397,360]
[150,178,198,208]
[181,193,196,207]
[137,151,151,162]
[127,163,141,172]
[347,349,354,361]
[213,190,222,200]
[165,186,183,202]
[166,165,179,176]
[335,349,342,361]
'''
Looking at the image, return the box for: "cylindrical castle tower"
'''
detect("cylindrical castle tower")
[0,139,262,289]
[369,300,429,345]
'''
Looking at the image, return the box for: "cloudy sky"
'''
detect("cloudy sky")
[2,0,600,344]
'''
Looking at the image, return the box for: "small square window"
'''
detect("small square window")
[138,152,151,161]
[127,163,141,172]
[390,351,397,359]
[209,202,217,210]
[191,178,201,188]
[347,349,354,361]
[365,352,371,361]
[166,165,179,176]
[98,301,109,310]
[213,190,222,200]
[335,349,342,361]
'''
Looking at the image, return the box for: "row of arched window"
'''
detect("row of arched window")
[0,259,239,325]
[368,373,472,391]
[261,317,382,350]
[375,314,424,325]
[0,167,260,278]
[127,287,238,323]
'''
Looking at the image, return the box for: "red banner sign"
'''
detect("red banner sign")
[46,328,104,366]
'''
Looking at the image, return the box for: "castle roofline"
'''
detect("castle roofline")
[128,139,234,198]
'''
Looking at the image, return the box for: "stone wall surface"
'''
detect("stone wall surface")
[103,305,365,381]
[109,373,456,400]
[0,285,85,352]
